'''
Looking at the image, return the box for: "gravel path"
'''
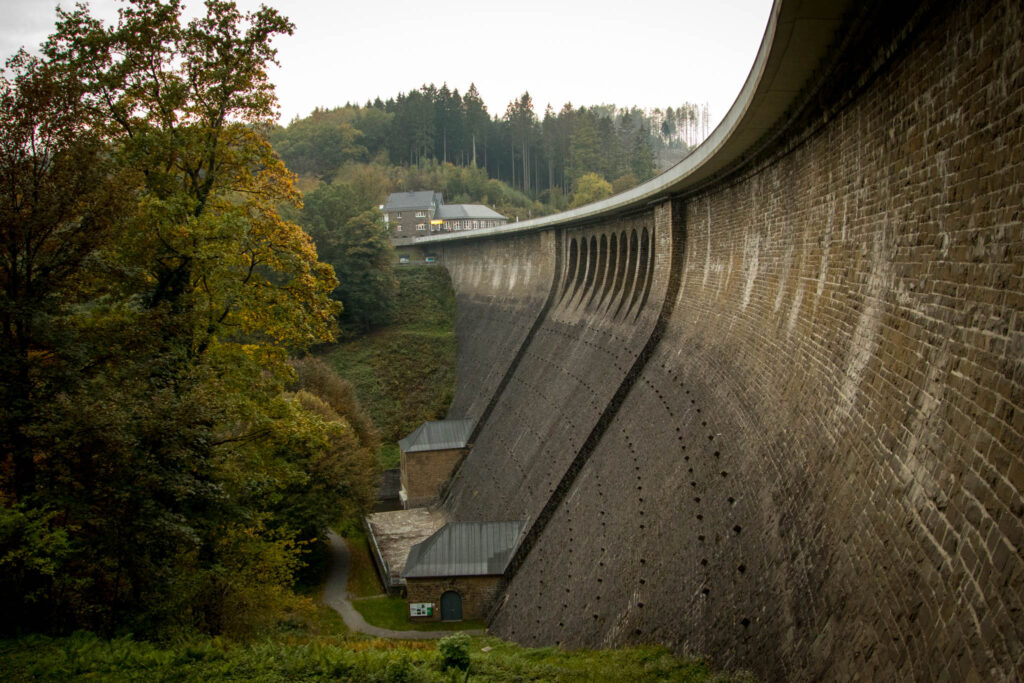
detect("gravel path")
[323,529,485,640]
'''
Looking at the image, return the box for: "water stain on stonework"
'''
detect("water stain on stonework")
[774,230,795,314]
[702,199,713,289]
[787,284,804,337]
[818,193,837,297]
[838,228,891,418]
[741,231,760,310]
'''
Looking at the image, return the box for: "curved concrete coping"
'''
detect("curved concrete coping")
[418,0,855,244]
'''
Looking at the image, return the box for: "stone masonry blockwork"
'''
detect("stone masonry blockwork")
[434,1,1023,679]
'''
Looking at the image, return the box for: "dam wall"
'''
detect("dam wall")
[424,0,1023,679]
[441,205,678,523]
[438,231,555,424]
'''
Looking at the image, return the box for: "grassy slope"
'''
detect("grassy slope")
[344,530,385,599]
[321,266,456,463]
[0,632,748,681]
[351,595,487,633]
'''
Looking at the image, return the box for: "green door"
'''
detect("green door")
[440,591,462,621]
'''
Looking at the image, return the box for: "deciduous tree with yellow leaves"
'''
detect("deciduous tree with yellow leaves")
[0,0,375,637]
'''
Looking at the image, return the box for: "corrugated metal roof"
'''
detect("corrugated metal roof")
[403,520,526,578]
[398,418,474,453]
[382,191,442,212]
[435,204,506,220]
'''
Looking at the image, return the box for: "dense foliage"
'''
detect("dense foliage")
[294,183,396,334]
[270,87,712,211]
[0,631,745,681]
[321,267,456,445]
[0,0,375,638]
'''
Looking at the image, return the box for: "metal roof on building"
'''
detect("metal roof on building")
[382,191,442,212]
[398,418,474,453]
[436,204,506,220]
[403,520,526,578]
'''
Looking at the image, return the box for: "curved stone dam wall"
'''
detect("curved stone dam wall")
[424,0,1023,679]
[440,231,556,423]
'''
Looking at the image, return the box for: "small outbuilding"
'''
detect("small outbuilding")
[398,419,474,508]
[403,520,526,622]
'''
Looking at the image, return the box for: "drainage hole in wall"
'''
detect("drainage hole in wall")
[698,535,705,542]
[721,471,728,478]
[733,525,742,534]
[700,558,708,566]
[741,618,751,628]
[738,564,746,573]
[701,588,710,596]
[728,497,736,505]
[694,497,701,503]
[697,514,703,520]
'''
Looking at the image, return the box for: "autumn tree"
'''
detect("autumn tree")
[570,172,613,207]
[0,0,366,638]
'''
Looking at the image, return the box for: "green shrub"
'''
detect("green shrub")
[438,633,470,671]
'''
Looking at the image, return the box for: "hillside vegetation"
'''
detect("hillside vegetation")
[319,267,457,460]
[0,632,749,682]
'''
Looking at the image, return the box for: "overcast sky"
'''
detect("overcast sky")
[1,0,773,129]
